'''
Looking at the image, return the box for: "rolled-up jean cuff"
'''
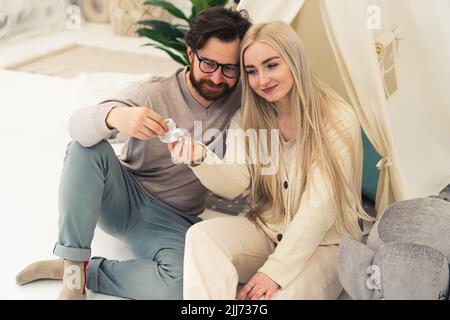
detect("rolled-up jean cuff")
[53,243,91,261]
[86,256,106,293]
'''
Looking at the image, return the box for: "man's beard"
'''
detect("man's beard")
[189,67,237,101]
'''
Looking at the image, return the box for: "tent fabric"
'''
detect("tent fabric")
[319,0,450,202]
[319,0,407,213]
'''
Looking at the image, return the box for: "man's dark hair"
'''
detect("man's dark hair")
[185,7,252,50]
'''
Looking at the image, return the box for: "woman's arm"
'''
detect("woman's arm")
[257,162,337,288]
[169,112,251,201]
[258,105,360,288]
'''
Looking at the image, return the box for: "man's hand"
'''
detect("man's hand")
[106,106,168,140]
[236,272,279,300]
[168,137,206,165]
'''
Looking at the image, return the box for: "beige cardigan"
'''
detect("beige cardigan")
[190,102,362,288]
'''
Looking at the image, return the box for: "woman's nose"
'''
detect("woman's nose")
[259,71,270,86]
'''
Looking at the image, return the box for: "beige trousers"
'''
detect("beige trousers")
[183,216,343,300]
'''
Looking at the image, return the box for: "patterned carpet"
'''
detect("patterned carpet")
[6,44,178,78]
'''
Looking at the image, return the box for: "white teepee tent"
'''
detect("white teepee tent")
[238,0,450,214]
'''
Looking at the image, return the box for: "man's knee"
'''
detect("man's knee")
[67,139,113,156]
[65,140,115,166]
[155,248,184,281]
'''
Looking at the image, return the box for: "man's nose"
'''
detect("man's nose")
[209,68,225,84]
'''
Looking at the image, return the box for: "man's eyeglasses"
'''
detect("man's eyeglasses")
[194,50,240,79]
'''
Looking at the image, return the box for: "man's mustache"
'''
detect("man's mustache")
[200,80,227,89]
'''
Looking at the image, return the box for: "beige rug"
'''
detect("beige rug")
[6,44,179,78]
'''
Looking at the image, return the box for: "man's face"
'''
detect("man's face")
[187,37,241,101]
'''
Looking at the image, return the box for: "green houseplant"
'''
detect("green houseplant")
[137,0,229,66]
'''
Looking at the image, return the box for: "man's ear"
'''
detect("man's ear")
[338,237,376,300]
[186,46,194,64]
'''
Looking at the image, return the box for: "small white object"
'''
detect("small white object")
[159,118,189,143]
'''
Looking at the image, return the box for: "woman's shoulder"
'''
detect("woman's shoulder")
[327,99,359,132]
[229,109,243,129]
[325,98,360,148]
[330,99,358,124]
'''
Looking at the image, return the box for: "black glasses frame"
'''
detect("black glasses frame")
[194,50,240,79]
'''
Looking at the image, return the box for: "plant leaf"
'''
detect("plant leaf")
[143,1,190,24]
[144,43,189,66]
[189,0,208,23]
[189,0,229,23]
[139,0,228,66]
[190,5,197,23]
[191,0,210,16]
[208,0,229,7]
[136,28,187,52]
[137,19,186,40]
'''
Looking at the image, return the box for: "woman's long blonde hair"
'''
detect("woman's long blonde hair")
[240,21,374,238]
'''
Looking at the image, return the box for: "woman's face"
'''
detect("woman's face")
[243,41,294,104]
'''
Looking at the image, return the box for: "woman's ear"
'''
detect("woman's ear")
[338,237,376,300]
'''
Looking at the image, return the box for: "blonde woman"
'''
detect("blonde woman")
[169,21,374,300]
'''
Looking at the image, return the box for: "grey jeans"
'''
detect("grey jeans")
[53,140,201,299]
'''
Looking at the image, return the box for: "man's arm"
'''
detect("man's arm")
[68,102,115,147]
[68,82,168,147]
[105,106,168,140]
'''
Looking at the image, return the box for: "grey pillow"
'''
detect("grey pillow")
[205,191,249,216]
[205,192,377,218]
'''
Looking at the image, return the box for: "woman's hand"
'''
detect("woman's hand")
[168,137,206,165]
[236,272,279,300]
